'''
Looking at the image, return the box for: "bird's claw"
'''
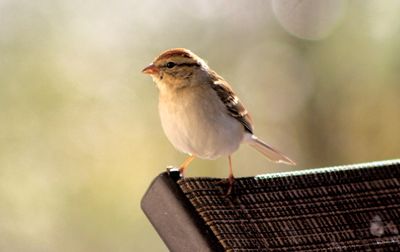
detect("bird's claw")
[214,176,235,196]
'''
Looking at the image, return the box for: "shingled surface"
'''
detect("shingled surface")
[142,160,400,251]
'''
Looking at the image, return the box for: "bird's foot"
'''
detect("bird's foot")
[178,167,185,178]
[215,175,235,196]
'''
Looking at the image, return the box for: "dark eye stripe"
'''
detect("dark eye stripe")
[176,62,201,67]
[163,62,200,68]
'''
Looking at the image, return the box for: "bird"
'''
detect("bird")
[142,48,295,193]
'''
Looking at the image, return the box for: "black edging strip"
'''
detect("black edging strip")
[141,168,224,252]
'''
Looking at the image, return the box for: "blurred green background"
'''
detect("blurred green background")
[0,0,399,251]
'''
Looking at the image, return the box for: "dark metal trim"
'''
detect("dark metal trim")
[141,168,224,252]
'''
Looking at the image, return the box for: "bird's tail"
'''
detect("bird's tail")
[245,134,296,165]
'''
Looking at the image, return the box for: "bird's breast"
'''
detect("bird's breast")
[158,86,244,159]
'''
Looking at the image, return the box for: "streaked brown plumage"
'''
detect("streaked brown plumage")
[142,48,295,194]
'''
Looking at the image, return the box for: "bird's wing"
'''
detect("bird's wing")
[210,76,254,134]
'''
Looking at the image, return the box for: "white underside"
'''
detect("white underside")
[158,84,245,160]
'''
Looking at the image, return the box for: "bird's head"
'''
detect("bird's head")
[142,48,208,89]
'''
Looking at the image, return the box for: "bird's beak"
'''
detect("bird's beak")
[142,63,159,75]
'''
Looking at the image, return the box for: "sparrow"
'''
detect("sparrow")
[142,48,295,193]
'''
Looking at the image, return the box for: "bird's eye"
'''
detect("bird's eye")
[166,62,176,68]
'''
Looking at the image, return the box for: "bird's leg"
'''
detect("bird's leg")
[226,155,235,195]
[179,155,195,177]
[214,156,236,195]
